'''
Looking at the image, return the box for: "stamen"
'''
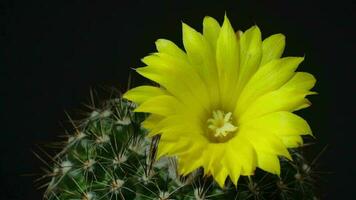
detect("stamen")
[207,110,237,138]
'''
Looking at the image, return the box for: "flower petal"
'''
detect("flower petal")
[227,135,256,177]
[239,71,316,122]
[142,114,164,130]
[223,155,241,185]
[240,90,309,123]
[205,144,225,175]
[280,135,303,148]
[123,86,166,105]
[216,15,240,110]
[134,95,183,116]
[236,26,262,95]
[155,39,187,60]
[149,114,203,137]
[243,111,312,137]
[240,127,291,159]
[235,57,304,116]
[177,142,207,175]
[214,167,229,188]
[261,33,285,66]
[157,140,181,159]
[203,16,220,50]
[182,22,220,107]
[137,54,210,112]
[282,72,316,91]
[256,152,281,175]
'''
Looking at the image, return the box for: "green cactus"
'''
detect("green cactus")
[38,95,320,199]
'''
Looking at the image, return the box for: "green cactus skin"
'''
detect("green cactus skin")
[39,96,320,200]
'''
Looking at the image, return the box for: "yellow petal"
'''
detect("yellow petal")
[137,54,210,112]
[216,15,240,110]
[203,16,220,50]
[294,99,313,111]
[123,86,166,105]
[177,142,207,175]
[158,136,205,160]
[240,71,316,122]
[182,22,220,107]
[156,141,176,159]
[236,26,262,95]
[235,57,304,116]
[223,154,241,185]
[243,111,312,137]
[226,135,256,178]
[182,23,215,67]
[256,152,281,175]
[240,90,311,123]
[207,145,226,179]
[261,34,285,66]
[280,135,303,148]
[155,39,187,60]
[241,127,291,159]
[214,167,229,188]
[149,114,203,136]
[157,137,191,158]
[142,114,164,130]
[178,157,202,175]
[134,95,182,116]
[282,72,316,91]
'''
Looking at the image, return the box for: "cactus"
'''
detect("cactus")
[38,94,320,200]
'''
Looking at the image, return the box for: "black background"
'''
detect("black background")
[1,0,355,199]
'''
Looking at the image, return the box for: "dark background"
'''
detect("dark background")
[1,0,355,199]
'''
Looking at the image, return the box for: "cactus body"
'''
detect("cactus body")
[41,97,318,200]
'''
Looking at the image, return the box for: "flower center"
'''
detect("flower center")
[207,110,237,140]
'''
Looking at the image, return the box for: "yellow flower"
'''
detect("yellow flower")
[123,15,316,187]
